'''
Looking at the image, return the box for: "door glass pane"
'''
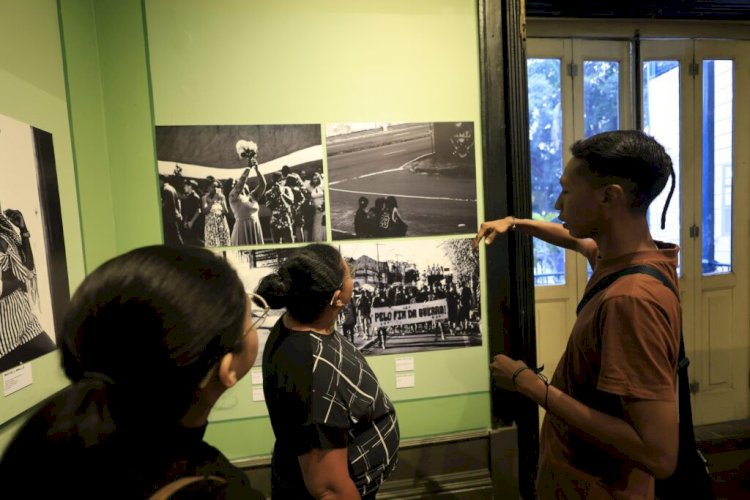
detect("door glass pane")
[528,58,565,285]
[643,61,681,272]
[583,60,620,138]
[583,60,620,277]
[702,60,733,275]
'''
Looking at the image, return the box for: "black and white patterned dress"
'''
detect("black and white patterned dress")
[263,317,399,498]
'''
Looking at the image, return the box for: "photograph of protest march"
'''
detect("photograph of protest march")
[224,237,480,359]
[326,122,478,240]
[0,112,70,374]
[338,237,481,355]
[156,124,326,249]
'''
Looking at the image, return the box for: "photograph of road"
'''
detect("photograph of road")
[156,124,325,249]
[225,238,481,359]
[326,122,478,240]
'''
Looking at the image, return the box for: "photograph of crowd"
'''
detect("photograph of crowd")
[338,238,481,355]
[326,122,478,240]
[224,237,480,359]
[0,112,70,374]
[156,124,326,249]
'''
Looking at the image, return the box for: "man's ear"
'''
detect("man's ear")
[217,352,238,389]
[602,183,627,207]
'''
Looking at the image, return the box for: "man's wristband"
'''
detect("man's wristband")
[510,216,517,230]
[511,366,531,389]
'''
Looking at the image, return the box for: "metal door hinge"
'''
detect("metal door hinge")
[567,63,578,77]
[689,62,700,77]
[689,225,700,238]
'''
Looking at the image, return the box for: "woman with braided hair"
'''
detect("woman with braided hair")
[0,204,55,373]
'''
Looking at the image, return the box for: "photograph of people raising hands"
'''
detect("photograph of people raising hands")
[155,124,326,248]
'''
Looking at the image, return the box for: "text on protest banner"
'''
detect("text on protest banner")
[372,299,449,329]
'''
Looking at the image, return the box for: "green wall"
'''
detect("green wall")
[2,0,492,461]
[0,0,85,446]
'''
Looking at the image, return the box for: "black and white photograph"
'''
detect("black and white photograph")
[326,122,478,240]
[0,112,70,374]
[156,124,326,249]
[338,238,481,355]
[223,248,299,367]
[225,237,480,358]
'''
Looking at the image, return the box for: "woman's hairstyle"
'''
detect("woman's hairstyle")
[55,245,247,444]
[570,130,674,229]
[255,243,344,323]
[374,197,386,210]
[386,196,398,209]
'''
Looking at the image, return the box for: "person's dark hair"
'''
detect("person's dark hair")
[358,196,369,207]
[375,197,386,210]
[281,165,291,176]
[56,245,247,444]
[385,196,398,209]
[285,175,299,187]
[255,243,344,323]
[569,130,674,229]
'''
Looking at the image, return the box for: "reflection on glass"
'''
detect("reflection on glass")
[702,60,733,275]
[584,61,620,138]
[527,58,565,285]
[643,61,681,273]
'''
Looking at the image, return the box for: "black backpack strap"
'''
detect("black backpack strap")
[576,265,677,315]
[576,264,695,432]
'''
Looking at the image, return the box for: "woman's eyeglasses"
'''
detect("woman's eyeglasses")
[247,292,270,331]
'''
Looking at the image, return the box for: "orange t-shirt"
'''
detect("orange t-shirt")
[537,243,681,499]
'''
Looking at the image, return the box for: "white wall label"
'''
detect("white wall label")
[395,357,414,372]
[3,364,33,396]
[252,386,265,401]
[396,372,415,389]
[251,370,263,385]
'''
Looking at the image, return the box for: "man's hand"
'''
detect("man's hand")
[473,217,514,250]
[489,354,527,391]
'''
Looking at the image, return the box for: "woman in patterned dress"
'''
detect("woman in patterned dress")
[264,172,295,244]
[202,180,231,248]
[256,244,399,499]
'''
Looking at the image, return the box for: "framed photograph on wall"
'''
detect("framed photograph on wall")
[0,112,70,374]
[326,122,478,240]
[226,237,481,360]
[156,124,325,249]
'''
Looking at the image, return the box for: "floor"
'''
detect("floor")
[695,419,750,499]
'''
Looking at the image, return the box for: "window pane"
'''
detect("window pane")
[643,61,681,272]
[702,60,733,275]
[527,58,565,285]
[584,60,620,138]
